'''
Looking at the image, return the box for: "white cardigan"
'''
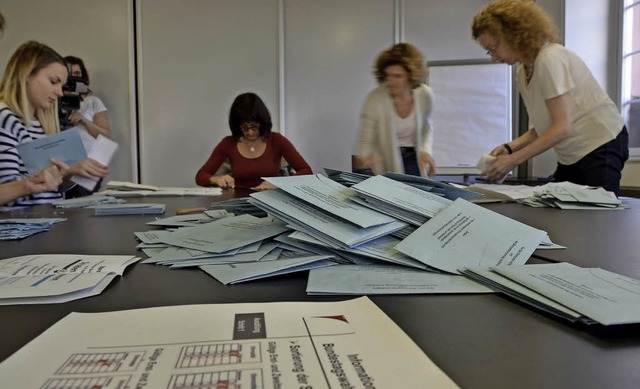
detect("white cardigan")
[355,84,434,175]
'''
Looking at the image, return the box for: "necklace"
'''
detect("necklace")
[250,146,255,152]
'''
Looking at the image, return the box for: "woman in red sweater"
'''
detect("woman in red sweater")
[196,93,312,190]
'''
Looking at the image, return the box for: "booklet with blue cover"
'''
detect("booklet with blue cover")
[16,128,86,175]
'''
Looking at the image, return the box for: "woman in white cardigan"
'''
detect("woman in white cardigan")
[354,43,436,176]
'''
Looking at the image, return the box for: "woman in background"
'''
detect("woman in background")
[0,41,108,210]
[472,0,628,195]
[354,42,436,177]
[196,92,312,190]
[63,55,111,152]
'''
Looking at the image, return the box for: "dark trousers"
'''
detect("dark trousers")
[554,127,629,196]
[400,147,420,176]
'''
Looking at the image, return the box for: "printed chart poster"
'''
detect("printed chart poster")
[0,297,458,388]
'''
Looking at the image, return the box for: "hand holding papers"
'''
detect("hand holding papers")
[0,297,458,388]
[71,134,118,190]
[16,128,87,175]
[395,199,547,274]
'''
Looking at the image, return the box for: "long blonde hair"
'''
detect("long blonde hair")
[0,41,66,134]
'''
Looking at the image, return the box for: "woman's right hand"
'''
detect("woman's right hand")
[68,158,109,179]
[24,164,65,194]
[211,175,235,189]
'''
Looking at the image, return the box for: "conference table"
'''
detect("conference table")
[1,191,640,389]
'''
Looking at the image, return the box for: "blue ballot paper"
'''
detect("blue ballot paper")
[15,128,87,175]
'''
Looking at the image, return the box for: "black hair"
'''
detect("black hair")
[228,92,272,141]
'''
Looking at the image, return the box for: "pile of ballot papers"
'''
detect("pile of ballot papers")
[92,203,166,216]
[52,195,124,208]
[0,218,65,240]
[137,174,560,294]
[461,263,640,326]
[324,168,482,201]
[101,181,223,197]
[470,181,627,209]
[0,254,139,304]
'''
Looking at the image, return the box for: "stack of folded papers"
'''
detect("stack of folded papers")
[0,218,66,240]
[470,181,627,209]
[209,197,267,217]
[101,181,223,197]
[461,263,640,326]
[351,175,452,225]
[52,195,124,208]
[324,168,482,201]
[0,254,139,304]
[92,203,166,215]
[136,174,561,294]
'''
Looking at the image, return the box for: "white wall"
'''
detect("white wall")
[7,0,605,187]
[283,0,394,175]
[0,0,136,183]
[137,0,279,187]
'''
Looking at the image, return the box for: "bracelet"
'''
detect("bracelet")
[503,143,513,154]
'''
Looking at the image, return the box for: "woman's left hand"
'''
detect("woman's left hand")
[67,111,86,126]
[252,181,276,191]
[418,151,436,177]
[68,158,109,179]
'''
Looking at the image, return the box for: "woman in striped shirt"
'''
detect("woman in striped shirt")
[0,41,109,210]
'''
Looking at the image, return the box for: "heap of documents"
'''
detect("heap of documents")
[461,263,640,326]
[324,168,482,201]
[137,173,554,294]
[92,203,166,216]
[470,181,627,209]
[138,212,337,285]
[101,180,223,197]
[0,297,458,388]
[0,254,139,304]
[52,195,123,208]
[209,197,268,217]
[0,218,66,240]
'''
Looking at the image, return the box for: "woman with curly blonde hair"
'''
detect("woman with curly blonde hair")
[354,43,436,176]
[472,0,628,195]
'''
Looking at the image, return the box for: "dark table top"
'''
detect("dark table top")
[1,191,640,389]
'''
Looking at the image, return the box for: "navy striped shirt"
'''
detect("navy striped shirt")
[0,104,62,211]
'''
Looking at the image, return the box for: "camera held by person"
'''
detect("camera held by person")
[58,75,88,129]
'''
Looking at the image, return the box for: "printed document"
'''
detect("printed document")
[395,199,546,274]
[494,265,640,325]
[352,175,452,220]
[0,254,138,305]
[264,174,397,228]
[161,214,288,253]
[307,265,493,295]
[0,297,458,388]
[16,128,87,175]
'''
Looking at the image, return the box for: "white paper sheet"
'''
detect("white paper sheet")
[0,297,458,388]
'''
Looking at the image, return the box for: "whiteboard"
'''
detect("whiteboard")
[429,62,512,174]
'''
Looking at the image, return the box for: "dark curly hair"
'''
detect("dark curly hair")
[64,55,90,86]
[472,0,558,65]
[228,92,272,141]
[373,43,426,88]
